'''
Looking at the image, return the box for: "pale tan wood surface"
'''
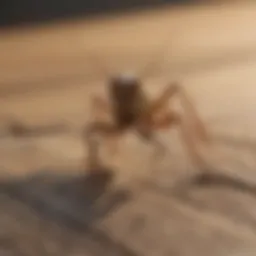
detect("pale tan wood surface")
[1,2,256,255]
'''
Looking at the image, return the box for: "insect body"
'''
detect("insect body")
[84,72,210,172]
[109,73,149,130]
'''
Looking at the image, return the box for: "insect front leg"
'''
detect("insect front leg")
[83,121,120,172]
[84,95,120,171]
[89,94,111,122]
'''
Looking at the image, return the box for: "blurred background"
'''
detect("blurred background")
[1,0,224,27]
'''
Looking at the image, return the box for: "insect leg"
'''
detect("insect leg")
[84,94,118,171]
[135,122,167,174]
[83,121,118,171]
[89,94,111,121]
[152,111,209,169]
[178,86,210,144]
[147,82,210,144]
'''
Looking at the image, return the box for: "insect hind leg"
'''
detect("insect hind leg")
[135,126,168,174]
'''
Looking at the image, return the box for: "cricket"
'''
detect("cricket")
[84,71,211,172]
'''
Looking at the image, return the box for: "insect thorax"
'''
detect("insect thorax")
[109,73,149,128]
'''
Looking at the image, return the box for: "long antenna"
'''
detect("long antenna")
[138,35,172,80]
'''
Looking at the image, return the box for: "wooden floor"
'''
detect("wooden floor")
[1,1,256,255]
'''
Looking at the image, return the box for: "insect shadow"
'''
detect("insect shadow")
[0,166,131,232]
[143,168,256,199]
[186,171,256,194]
